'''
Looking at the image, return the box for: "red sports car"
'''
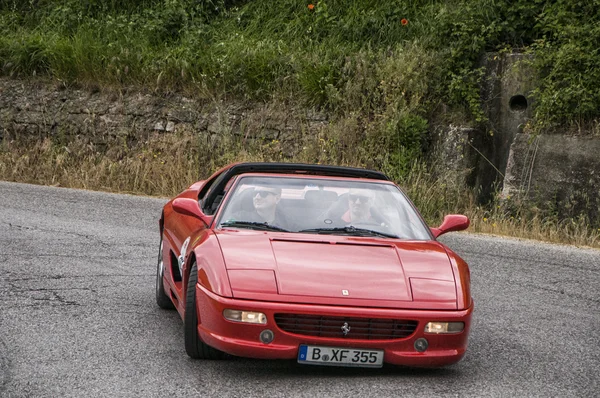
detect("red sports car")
[156,162,473,368]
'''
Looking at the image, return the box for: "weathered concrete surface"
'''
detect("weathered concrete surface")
[474,53,537,202]
[503,133,600,225]
[429,124,475,187]
[422,51,598,226]
[433,53,538,204]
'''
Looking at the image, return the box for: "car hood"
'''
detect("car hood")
[216,230,456,308]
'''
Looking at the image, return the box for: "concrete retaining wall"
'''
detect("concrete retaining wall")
[502,133,600,225]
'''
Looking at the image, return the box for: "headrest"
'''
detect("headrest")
[304,190,338,203]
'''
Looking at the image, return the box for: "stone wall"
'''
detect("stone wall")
[2,75,599,225]
[0,78,328,156]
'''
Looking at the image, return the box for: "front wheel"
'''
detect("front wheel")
[184,263,226,359]
[156,236,174,310]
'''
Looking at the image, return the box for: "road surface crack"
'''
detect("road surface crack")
[4,222,111,247]
[2,273,152,282]
[32,291,80,306]
[516,282,600,304]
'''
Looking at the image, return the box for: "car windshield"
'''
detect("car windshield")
[216,176,432,240]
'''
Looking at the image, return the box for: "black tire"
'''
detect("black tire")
[156,236,175,310]
[184,263,226,359]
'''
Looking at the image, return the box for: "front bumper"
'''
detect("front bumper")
[195,284,473,367]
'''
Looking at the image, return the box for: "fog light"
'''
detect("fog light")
[424,322,464,334]
[414,338,428,352]
[260,329,274,344]
[223,309,267,324]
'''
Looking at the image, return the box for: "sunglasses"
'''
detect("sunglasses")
[254,190,277,198]
[349,194,370,203]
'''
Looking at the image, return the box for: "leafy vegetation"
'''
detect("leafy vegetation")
[1,0,599,245]
[1,0,598,129]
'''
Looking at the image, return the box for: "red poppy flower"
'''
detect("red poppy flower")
[401,18,409,26]
[308,4,315,10]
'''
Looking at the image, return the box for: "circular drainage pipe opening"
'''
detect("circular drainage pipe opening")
[509,95,528,112]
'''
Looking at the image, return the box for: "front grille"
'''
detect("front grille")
[274,313,418,340]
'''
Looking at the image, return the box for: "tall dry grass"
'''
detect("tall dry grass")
[1,130,598,248]
[1,132,214,196]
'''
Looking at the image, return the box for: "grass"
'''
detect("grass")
[0,131,235,197]
[1,1,598,125]
[0,0,599,248]
[1,128,598,249]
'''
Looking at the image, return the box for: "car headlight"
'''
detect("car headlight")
[424,322,464,334]
[223,309,267,324]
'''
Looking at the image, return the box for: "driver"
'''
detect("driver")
[341,188,375,225]
[231,185,290,229]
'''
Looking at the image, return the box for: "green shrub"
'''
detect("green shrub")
[1,0,598,154]
[530,0,600,130]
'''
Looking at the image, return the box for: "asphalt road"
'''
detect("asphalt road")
[1,181,598,397]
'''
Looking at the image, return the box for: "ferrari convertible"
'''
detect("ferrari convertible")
[156,162,473,368]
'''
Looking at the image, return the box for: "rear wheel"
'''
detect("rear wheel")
[155,236,175,310]
[184,262,226,359]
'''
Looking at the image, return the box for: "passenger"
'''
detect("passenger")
[322,187,382,227]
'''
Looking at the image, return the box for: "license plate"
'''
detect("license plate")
[297,345,384,368]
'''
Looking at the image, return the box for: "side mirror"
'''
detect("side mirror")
[430,214,470,238]
[172,198,212,226]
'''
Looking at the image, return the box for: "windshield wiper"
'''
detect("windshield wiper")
[219,220,289,232]
[298,226,398,239]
